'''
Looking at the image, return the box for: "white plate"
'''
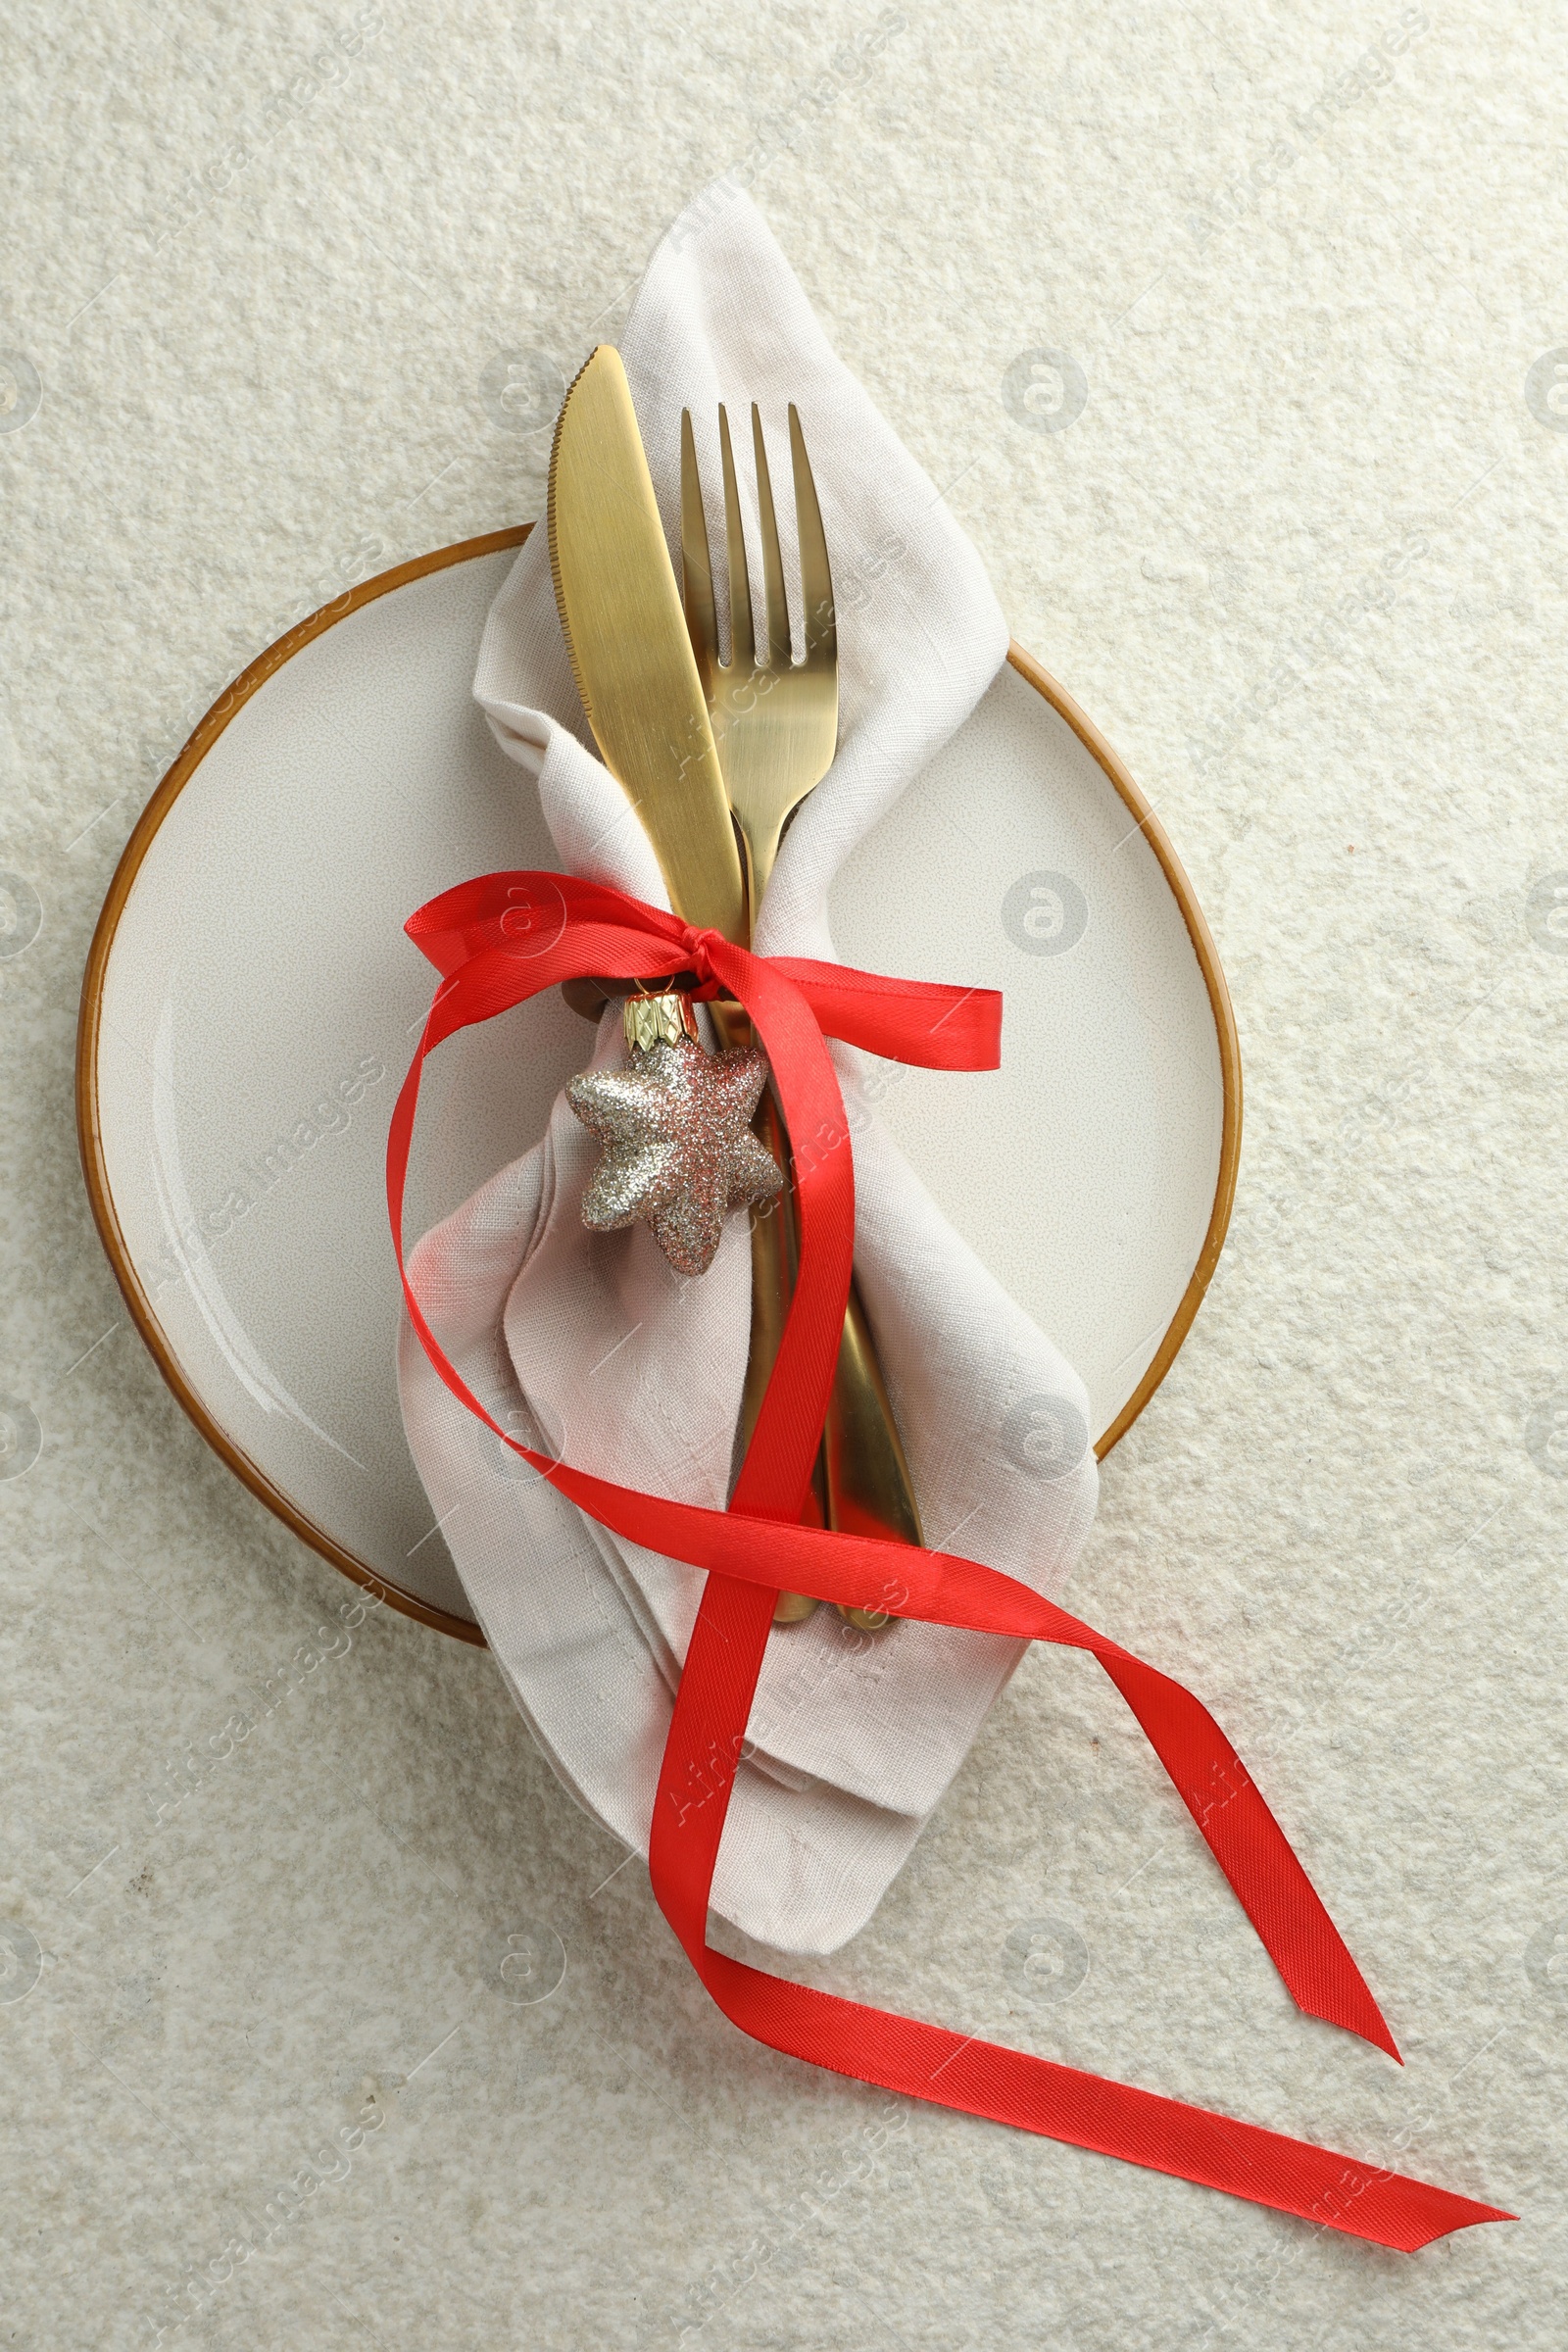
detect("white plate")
[78,530,1239,1640]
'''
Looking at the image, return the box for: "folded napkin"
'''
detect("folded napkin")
[397,182,1099,1955]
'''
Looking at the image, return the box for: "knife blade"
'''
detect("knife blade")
[548,345,747,947]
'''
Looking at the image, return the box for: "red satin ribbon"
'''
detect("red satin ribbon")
[391,870,1509,2252]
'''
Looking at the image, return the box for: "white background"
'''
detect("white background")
[3,4,1565,2347]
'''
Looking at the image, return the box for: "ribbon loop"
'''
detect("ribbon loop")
[391,870,1509,2252]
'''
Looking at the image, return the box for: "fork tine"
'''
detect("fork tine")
[790,404,836,671]
[751,405,792,669]
[717,406,753,670]
[679,410,718,692]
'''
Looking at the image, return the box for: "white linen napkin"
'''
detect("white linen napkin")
[397,182,1099,1956]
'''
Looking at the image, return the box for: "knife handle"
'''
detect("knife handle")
[567,984,923,1617]
[740,1091,831,1618]
[712,1005,922,1625]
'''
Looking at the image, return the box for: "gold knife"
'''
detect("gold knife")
[549,346,895,1604]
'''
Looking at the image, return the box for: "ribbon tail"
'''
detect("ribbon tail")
[1096,1653,1399,2060]
[703,1959,1510,2250]
[649,1577,1511,2254]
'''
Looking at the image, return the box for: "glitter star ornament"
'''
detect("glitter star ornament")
[566,993,784,1277]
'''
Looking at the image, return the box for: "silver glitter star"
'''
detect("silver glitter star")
[566,1037,784,1278]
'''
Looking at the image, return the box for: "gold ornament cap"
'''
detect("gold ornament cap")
[623,991,701,1055]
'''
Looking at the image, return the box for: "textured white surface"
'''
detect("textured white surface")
[1,2,1563,2345]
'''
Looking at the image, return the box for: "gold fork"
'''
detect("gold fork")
[681,401,923,1628]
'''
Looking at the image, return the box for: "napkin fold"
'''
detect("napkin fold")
[397,182,1099,1955]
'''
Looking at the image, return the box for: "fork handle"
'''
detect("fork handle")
[822,1284,923,1555]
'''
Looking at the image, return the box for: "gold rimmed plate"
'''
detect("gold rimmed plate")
[77,528,1240,1641]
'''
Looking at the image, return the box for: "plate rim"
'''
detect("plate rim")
[75,527,1242,1644]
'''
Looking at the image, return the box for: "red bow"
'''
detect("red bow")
[390,870,1508,2251]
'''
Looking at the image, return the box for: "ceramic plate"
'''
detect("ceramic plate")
[78,529,1239,1640]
